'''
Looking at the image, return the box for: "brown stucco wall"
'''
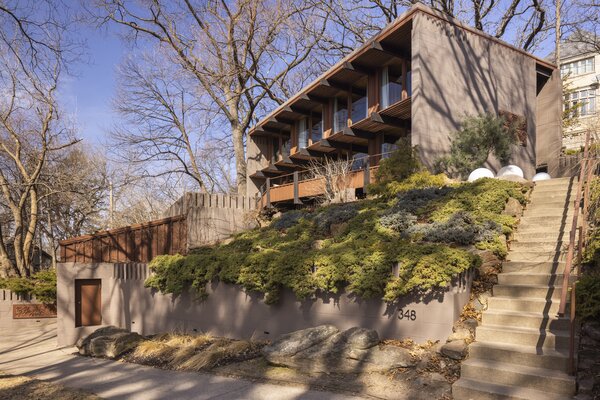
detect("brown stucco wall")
[536,69,563,176]
[411,12,541,178]
[246,136,271,197]
[57,262,472,347]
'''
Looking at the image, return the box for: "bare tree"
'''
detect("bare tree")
[91,0,330,194]
[0,1,80,277]
[309,157,355,204]
[322,0,550,53]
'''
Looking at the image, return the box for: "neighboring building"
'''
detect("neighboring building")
[246,4,562,206]
[558,36,600,150]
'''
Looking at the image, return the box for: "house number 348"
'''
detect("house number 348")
[398,309,416,321]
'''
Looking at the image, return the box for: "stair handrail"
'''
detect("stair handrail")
[557,130,598,375]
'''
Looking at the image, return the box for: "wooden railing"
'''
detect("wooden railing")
[557,131,598,374]
[59,215,187,264]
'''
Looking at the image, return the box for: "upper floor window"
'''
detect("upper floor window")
[311,117,323,143]
[561,57,595,77]
[297,118,308,149]
[351,94,368,123]
[381,66,411,108]
[334,97,348,133]
[565,89,597,117]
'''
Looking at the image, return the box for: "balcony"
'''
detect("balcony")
[257,165,379,208]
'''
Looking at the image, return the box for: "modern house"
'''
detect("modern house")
[246,4,562,206]
[558,35,599,150]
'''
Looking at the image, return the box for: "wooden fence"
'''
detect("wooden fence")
[59,215,187,263]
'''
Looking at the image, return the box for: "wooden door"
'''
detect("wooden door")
[75,279,102,327]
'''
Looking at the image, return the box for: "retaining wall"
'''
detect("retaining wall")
[57,262,473,346]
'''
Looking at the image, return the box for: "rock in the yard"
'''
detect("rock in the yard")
[447,327,471,342]
[461,318,478,331]
[347,345,416,371]
[263,325,412,373]
[76,326,129,356]
[261,325,339,364]
[503,197,523,217]
[89,331,144,359]
[342,327,379,350]
[441,340,468,360]
[329,222,348,237]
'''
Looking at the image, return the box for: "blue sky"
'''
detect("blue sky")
[60,24,125,145]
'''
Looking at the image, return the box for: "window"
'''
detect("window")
[297,118,308,149]
[565,89,597,117]
[311,118,323,143]
[381,66,411,108]
[351,152,369,170]
[334,97,348,132]
[281,137,291,157]
[561,57,595,77]
[382,142,399,159]
[351,95,368,123]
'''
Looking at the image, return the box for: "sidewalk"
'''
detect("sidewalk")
[0,321,365,400]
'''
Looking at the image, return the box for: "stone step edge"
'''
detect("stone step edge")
[452,378,574,400]
[468,340,571,359]
[461,358,575,382]
[477,323,573,338]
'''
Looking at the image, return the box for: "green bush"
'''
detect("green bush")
[437,113,520,178]
[0,269,57,304]
[576,271,600,321]
[145,174,525,304]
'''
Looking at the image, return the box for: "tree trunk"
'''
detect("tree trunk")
[232,123,247,195]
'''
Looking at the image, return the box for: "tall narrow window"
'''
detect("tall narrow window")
[311,117,323,143]
[334,98,348,133]
[406,69,412,97]
[381,67,390,108]
[297,118,308,149]
[282,137,291,157]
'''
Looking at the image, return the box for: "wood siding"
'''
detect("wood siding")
[59,215,187,263]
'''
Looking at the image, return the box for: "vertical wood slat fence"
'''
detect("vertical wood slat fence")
[59,215,187,263]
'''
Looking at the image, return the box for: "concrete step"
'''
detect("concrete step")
[502,261,565,274]
[487,296,562,314]
[481,309,570,330]
[497,272,565,286]
[517,216,577,227]
[506,251,566,263]
[452,378,574,400]
[529,192,574,202]
[460,359,575,395]
[509,241,567,252]
[493,284,562,299]
[475,324,572,349]
[468,341,570,372]
[512,231,569,241]
[521,211,575,220]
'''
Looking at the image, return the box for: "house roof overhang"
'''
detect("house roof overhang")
[248,4,557,139]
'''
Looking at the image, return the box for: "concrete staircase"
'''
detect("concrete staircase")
[452,177,578,400]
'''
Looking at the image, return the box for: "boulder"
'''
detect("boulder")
[582,321,600,343]
[441,340,468,360]
[503,197,523,217]
[76,326,128,356]
[89,331,144,359]
[342,327,379,350]
[447,327,471,342]
[461,318,478,331]
[262,325,339,364]
[311,240,325,250]
[263,325,413,373]
[347,345,416,371]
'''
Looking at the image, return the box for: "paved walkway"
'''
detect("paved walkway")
[0,320,365,399]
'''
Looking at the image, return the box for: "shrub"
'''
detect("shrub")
[380,210,417,234]
[375,138,421,183]
[437,113,520,178]
[576,271,600,321]
[0,269,57,304]
[271,210,306,231]
[144,175,523,304]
